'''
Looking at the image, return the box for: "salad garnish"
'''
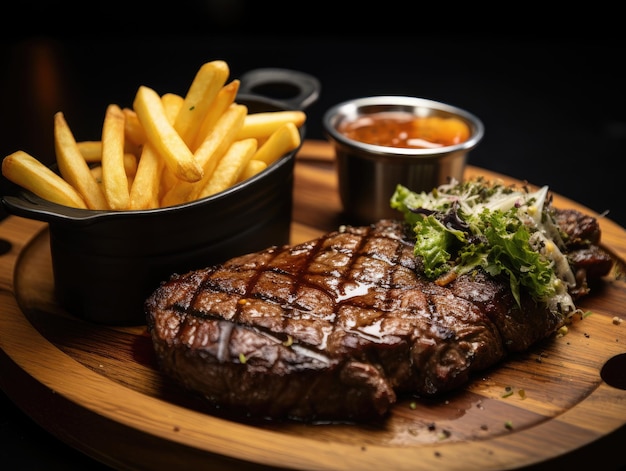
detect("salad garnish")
[390,177,578,318]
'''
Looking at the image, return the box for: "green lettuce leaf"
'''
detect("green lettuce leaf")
[390,180,575,316]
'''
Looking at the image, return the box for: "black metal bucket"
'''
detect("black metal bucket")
[2,68,321,325]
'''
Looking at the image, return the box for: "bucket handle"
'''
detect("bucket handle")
[237,68,321,110]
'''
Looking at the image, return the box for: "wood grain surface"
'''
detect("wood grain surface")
[0,140,625,470]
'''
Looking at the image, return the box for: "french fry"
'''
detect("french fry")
[122,107,147,146]
[195,104,247,174]
[133,85,203,183]
[130,93,183,210]
[90,165,103,183]
[54,111,109,209]
[162,93,185,122]
[77,142,138,178]
[90,165,134,189]
[197,138,257,199]
[251,122,301,165]
[237,159,267,183]
[129,145,161,210]
[161,103,247,206]
[77,140,142,163]
[101,104,130,210]
[236,110,306,140]
[154,93,187,194]
[174,60,229,148]
[191,79,240,151]
[76,141,103,162]
[123,153,138,178]
[2,151,87,209]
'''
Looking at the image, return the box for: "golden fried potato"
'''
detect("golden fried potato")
[76,141,103,162]
[2,151,87,209]
[77,140,142,163]
[161,103,247,207]
[54,112,109,209]
[129,93,183,210]
[237,110,306,140]
[133,85,203,183]
[101,104,130,210]
[237,159,267,182]
[174,60,229,148]
[191,79,240,151]
[198,138,257,199]
[122,107,147,146]
[252,122,301,165]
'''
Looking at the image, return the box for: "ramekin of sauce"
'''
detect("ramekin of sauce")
[323,96,484,224]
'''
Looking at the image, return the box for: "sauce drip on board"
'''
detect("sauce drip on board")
[339,112,471,149]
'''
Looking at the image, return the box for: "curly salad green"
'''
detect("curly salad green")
[390,177,578,318]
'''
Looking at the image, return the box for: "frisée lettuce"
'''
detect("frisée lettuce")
[390,177,578,318]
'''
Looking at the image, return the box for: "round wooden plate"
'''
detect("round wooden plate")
[0,141,625,470]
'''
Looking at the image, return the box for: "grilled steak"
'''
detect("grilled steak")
[145,213,612,422]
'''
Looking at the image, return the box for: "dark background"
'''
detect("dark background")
[2,2,626,469]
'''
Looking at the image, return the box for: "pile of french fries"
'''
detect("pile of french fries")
[1,60,306,210]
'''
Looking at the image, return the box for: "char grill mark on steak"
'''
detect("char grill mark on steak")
[146,220,508,420]
[146,216,612,422]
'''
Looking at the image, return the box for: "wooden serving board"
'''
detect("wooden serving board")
[1,140,625,470]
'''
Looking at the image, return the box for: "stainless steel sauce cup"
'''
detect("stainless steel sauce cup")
[323,96,484,224]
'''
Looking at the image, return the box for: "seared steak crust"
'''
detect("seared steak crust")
[146,215,612,422]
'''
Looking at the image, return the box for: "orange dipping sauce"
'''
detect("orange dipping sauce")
[338,112,471,149]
